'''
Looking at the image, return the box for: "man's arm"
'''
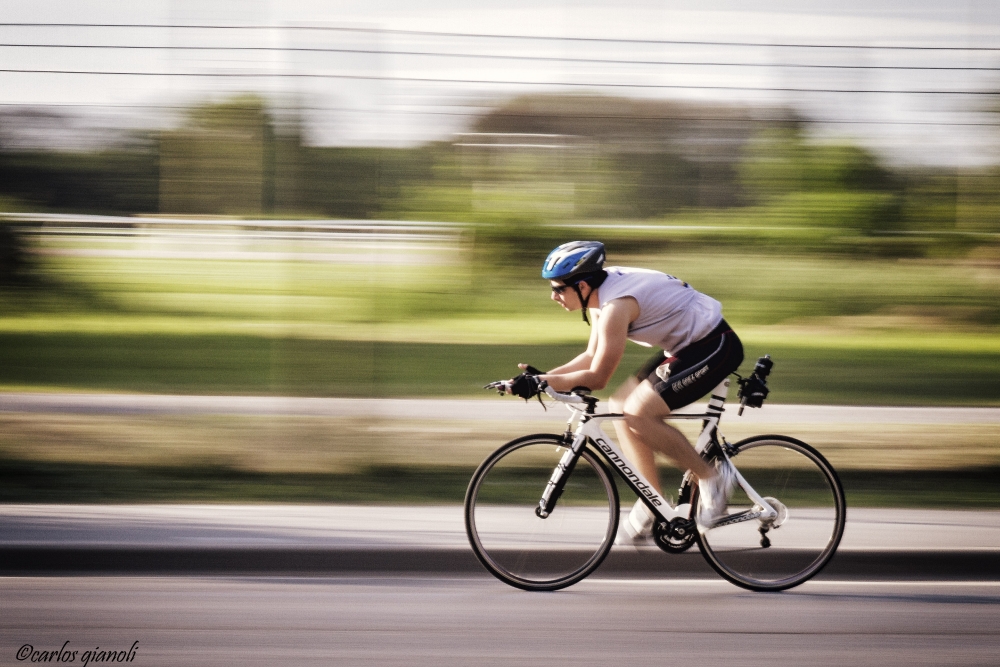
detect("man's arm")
[542,299,635,392]
[535,310,603,375]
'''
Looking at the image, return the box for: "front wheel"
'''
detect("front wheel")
[465,434,620,591]
[696,435,846,592]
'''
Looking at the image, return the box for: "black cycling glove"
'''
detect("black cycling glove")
[509,372,544,400]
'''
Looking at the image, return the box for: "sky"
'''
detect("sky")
[2,0,1000,165]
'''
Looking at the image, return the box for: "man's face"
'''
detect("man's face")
[550,280,586,311]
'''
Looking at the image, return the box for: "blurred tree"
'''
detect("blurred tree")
[604,151,701,218]
[739,129,894,200]
[160,95,274,216]
[298,146,435,219]
[1,92,996,266]
[474,93,800,214]
[736,129,915,255]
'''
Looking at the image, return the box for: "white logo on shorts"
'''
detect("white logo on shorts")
[671,365,710,393]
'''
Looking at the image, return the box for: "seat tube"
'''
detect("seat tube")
[707,378,729,415]
[695,379,729,455]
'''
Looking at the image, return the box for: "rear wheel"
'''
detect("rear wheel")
[464,434,620,591]
[696,435,846,591]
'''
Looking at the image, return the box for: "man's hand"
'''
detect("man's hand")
[517,364,546,376]
[508,372,545,399]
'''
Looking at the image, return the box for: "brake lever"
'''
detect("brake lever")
[483,380,510,396]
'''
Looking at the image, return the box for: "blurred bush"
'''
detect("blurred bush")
[0,145,159,215]
[738,128,1000,258]
[0,221,34,287]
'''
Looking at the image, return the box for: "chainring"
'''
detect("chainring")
[653,517,697,554]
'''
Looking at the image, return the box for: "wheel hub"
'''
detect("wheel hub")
[759,496,788,528]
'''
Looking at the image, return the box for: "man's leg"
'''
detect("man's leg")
[609,377,662,492]
[610,378,667,540]
[621,380,715,482]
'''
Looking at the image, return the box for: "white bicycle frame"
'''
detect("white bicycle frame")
[537,378,778,528]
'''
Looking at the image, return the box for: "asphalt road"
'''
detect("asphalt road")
[2,576,998,666]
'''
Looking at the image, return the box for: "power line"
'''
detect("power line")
[2,67,998,96]
[1,22,1000,52]
[0,42,997,72]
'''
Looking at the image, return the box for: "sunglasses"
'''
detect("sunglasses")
[551,282,577,295]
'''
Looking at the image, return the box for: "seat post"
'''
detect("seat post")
[706,379,730,417]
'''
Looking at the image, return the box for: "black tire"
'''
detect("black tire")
[465,434,620,591]
[695,435,846,592]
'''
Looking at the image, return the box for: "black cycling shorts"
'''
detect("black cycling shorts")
[634,319,744,411]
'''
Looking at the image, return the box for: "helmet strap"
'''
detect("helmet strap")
[573,283,592,326]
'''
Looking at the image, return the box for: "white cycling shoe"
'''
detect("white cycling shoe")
[615,499,655,548]
[696,458,737,533]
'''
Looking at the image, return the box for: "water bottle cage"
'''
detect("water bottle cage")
[737,355,773,411]
[737,374,769,409]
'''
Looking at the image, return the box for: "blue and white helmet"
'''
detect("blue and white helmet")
[541,241,605,282]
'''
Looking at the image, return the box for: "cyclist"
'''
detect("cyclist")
[505,241,744,539]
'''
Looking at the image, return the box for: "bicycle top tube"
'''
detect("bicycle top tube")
[543,378,731,423]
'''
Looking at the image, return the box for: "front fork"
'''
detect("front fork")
[536,433,586,518]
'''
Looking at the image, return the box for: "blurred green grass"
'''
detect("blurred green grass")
[2,457,997,507]
[12,247,1000,329]
[1,248,999,403]
[2,333,1000,405]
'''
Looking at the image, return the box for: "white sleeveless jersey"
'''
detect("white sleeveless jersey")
[597,266,723,353]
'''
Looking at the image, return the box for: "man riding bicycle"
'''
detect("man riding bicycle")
[505,241,744,539]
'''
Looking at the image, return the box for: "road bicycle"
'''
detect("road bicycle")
[465,356,846,592]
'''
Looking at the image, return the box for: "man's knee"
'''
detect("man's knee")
[622,410,645,435]
[609,377,639,412]
[623,382,670,419]
[620,387,666,437]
